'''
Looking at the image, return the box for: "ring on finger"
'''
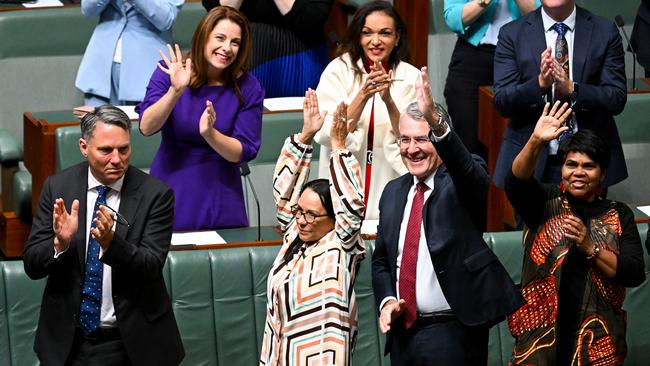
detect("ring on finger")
[371,80,377,87]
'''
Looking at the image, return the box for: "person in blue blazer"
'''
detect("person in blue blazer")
[75,0,184,106]
[443,0,539,158]
[492,0,628,189]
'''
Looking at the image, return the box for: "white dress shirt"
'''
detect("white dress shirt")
[542,6,577,153]
[86,170,124,328]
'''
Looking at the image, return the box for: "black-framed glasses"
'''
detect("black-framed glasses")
[290,204,329,224]
[100,205,130,228]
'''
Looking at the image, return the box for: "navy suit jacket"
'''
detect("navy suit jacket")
[23,163,185,366]
[492,6,628,188]
[372,131,523,353]
[632,0,650,70]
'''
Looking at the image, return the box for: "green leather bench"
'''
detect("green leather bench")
[609,92,650,204]
[1,225,648,365]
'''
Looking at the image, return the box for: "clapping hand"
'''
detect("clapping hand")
[299,88,327,145]
[199,100,216,139]
[52,198,79,253]
[91,206,115,250]
[538,47,554,90]
[362,60,392,100]
[532,101,572,143]
[158,43,192,94]
[550,58,572,99]
[331,102,349,151]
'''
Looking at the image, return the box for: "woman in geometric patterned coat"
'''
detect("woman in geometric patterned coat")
[504,102,646,365]
[260,89,366,366]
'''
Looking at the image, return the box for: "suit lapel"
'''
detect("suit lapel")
[572,7,592,83]
[528,9,548,71]
[115,167,142,241]
[388,175,412,258]
[75,166,89,268]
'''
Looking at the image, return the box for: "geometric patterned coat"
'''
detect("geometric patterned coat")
[260,134,366,366]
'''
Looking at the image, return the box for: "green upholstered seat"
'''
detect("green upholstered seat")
[2,225,648,365]
[609,93,650,203]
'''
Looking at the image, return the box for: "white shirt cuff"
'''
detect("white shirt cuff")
[379,296,398,313]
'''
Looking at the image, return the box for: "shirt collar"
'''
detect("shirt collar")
[412,169,436,192]
[541,5,576,32]
[87,168,125,193]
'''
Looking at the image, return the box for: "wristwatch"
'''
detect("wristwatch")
[477,0,489,8]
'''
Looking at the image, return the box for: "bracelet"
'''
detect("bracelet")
[586,245,601,260]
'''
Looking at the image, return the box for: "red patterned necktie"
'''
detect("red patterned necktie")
[399,181,427,329]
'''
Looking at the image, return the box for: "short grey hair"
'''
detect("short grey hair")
[401,101,454,130]
[80,105,131,140]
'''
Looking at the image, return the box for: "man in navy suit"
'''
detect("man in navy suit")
[492,0,627,188]
[23,105,184,366]
[371,67,523,365]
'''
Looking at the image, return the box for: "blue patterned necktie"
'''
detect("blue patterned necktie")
[552,22,570,78]
[552,22,575,140]
[79,185,109,335]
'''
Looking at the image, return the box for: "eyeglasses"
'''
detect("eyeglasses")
[290,204,329,224]
[398,135,431,147]
[100,204,130,228]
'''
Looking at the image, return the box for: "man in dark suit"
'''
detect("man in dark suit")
[492,0,628,189]
[371,67,523,365]
[23,105,184,366]
[632,0,650,77]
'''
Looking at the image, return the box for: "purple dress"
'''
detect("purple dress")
[136,67,264,231]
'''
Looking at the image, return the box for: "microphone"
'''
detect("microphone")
[240,162,262,241]
[615,15,638,90]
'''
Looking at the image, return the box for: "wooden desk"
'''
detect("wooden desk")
[477,79,650,232]
[23,110,78,215]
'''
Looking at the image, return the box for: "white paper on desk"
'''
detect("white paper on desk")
[637,205,650,217]
[361,219,379,236]
[116,105,138,120]
[23,0,63,8]
[171,231,226,246]
[263,97,304,111]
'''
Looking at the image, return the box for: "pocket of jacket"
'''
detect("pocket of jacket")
[463,248,497,272]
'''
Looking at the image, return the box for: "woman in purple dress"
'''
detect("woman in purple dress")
[137,7,263,231]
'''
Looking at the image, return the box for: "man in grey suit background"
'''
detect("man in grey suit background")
[23,105,184,366]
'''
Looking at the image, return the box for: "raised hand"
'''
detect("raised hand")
[299,88,327,145]
[330,102,349,151]
[379,299,406,334]
[532,101,572,143]
[52,198,79,252]
[91,206,115,250]
[414,66,438,125]
[157,43,192,94]
[199,100,216,139]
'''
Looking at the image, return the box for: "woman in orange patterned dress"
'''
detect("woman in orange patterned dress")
[504,102,646,365]
[259,89,365,366]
